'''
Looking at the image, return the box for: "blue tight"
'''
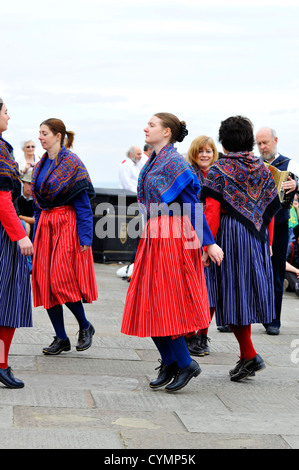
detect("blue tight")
[152,336,192,369]
[47,301,89,340]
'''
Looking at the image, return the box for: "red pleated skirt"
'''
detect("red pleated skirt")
[32,206,98,309]
[121,215,210,338]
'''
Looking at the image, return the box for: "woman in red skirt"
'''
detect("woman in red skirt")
[31,119,98,355]
[121,113,224,392]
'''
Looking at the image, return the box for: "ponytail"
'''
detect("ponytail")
[65,130,75,149]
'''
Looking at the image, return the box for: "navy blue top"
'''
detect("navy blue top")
[178,184,215,246]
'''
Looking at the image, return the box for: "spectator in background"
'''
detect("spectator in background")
[285,224,299,297]
[288,194,299,243]
[17,172,34,239]
[16,139,39,178]
[143,144,153,158]
[256,127,299,335]
[119,145,147,193]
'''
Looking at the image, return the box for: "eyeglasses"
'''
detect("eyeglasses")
[25,145,35,149]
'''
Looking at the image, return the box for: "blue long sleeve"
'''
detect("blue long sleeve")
[72,190,93,246]
[178,184,215,246]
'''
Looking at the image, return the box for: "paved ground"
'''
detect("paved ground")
[0,262,299,450]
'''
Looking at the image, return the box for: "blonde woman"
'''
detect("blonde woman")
[187,135,218,184]
[185,136,219,356]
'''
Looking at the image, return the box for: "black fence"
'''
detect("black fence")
[91,188,143,263]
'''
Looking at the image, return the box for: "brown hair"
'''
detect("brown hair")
[40,118,75,149]
[154,112,188,143]
[187,135,218,166]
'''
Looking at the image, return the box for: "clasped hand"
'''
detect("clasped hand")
[202,243,224,267]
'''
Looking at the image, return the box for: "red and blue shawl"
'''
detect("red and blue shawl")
[200,152,281,241]
[32,146,95,210]
[137,144,200,216]
[0,137,21,199]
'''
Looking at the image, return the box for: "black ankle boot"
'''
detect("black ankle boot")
[149,360,178,389]
[76,323,95,351]
[197,334,210,356]
[185,334,202,356]
[165,359,201,392]
[0,367,24,389]
[43,336,71,355]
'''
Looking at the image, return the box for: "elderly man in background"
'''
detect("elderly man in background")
[143,144,153,158]
[119,145,148,193]
[256,127,299,335]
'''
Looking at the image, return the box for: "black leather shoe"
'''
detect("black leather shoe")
[149,360,178,389]
[266,325,280,335]
[217,325,232,333]
[229,358,255,377]
[43,337,71,355]
[0,367,24,389]
[230,354,265,382]
[76,323,95,351]
[165,359,201,392]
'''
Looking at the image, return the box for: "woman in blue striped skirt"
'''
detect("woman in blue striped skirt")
[201,116,281,381]
[0,98,33,389]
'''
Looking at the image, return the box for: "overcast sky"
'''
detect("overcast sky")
[1,0,299,186]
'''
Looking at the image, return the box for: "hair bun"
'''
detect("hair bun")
[178,122,188,142]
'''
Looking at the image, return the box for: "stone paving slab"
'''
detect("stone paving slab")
[90,388,229,413]
[0,406,13,428]
[120,429,292,450]
[178,410,299,436]
[0,263,299,450]
[0,429,122,449]
[0,387,90,408]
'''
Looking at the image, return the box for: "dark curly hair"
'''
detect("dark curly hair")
[218,115,254,152]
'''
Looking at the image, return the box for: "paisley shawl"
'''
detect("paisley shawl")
[137,143,200,216]
[0,137,21,199]
[32,146,95,210]
[200,152,281,241]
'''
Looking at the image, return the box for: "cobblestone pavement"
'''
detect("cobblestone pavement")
[0,263,299,449]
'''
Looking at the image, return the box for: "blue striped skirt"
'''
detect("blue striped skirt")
[212,214,275,326]
[0,223,32,328]
[204,265,216,308]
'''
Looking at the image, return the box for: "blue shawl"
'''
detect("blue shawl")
[137,143,200,216]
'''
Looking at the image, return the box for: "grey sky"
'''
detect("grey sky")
[1,0,299,185]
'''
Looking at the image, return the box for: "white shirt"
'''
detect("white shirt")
[119,155,148,193]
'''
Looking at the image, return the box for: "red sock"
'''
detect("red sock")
[0,327,16,369]
[199,308,215,335]
[229,324,256,360]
